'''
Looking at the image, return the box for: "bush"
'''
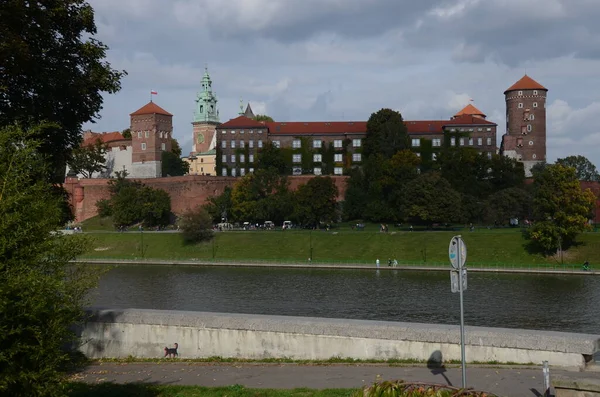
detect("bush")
[179,206,214,244]
[96,198,112,217]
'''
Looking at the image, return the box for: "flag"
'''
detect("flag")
[151,90,158,95]
[469,98,474,102]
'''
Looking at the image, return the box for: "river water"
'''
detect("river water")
[91,265,600,335]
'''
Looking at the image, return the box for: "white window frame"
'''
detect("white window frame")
[533,102,538,108]
[459,138,465,146]
[292,139,301,149]
[240,154,245,163]
[137,131,142,138]
[313,139,322,149]
[530,114,535,121]
[292,154,302,163]
[533,90,538,95]
[240,168,246,176]
[469,138,473,146]
[486,128,492,131]
[352,153,362,162]
[352,139,361,147]
[518,90,523,96]
[314,167,322,176]
[222,154,227,163]
[273,140,280,148]
[231,140,236,149]
[249,154,254,163]
[487,152,492,159]
[432,153,437,161]
[249,140,254,148]
[161,142,166,151]
[230,154,236,162]
[221,140,227,149]
[527,124,532,132]
[334,167,343,175]
[222,167,227,176]
[518,103,523,108]
[411,138,420,147]
[231,130,236,134]
[231,168,236,177]
[334,153,343,162]
[240,140,245,149]
[432,138,441,147]
[477,137,482,146]
[145,131,149,138]
[450,137,456,146]
[487,137,492,146]
[258,140,263,148]
[249,168,254,173]
[529,140,534,146]
[313,154,322,162]
[141,143,146,150]
[333,139,342,148]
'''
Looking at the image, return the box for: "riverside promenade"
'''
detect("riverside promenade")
[74,362,600,397]
[76,258,600,276]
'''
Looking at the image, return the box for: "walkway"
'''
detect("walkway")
[74,362,599,397]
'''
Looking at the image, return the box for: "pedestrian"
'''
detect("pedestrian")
[376,258,380,268]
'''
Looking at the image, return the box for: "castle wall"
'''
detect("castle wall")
[65,175,349,223]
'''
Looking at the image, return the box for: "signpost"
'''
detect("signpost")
[449,235,467,388]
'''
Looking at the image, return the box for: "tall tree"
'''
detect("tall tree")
[67,137,107,178]
[121,128,132,139]
[253,114,274,122]
[0,125,98,396]
[256,141,288,174]
[0,0,126,181]
[171,138,183,157]
[363,108,410,159]
[161,151,189,177]
[483,187,532,226]
[556,155,600,182]
[204,186,233,223]
[294,176,339,226]
[525,164,596,253]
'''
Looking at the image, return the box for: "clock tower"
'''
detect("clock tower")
[192,67,219,155]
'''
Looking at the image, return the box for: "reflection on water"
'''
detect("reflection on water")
[91,265,600,334]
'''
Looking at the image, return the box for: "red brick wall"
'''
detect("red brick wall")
[65,175,349,223]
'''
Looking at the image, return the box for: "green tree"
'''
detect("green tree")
[525,164,596,252]
[256,141,288,174]
[556,155,600,182]
[161,151,190,176]
[400,172,462,226]
[204,186,233,223]
[253,114,274,122]
[179,206,214,244]
[0,0,126,181]
[67,137,107,178]
[363,108,410,159]
[0,125,98,396]
[121,128,131,139]
[483,187,532,226]
[294,176,339,226]
[171,138,183,157]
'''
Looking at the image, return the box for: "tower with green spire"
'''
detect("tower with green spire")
[192,66,220,156]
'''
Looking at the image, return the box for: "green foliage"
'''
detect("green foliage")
[179,206,214,244]
[363,108,410,159]
[121,128,131,139]
[0,0,125,181]
[556,155,600,182]
[0,125,99,397]
[525,164,596,252]
[293,176,339,226]
[257,141,288,174]
[253,114,274,122]
[484,187,532,226]
[104,174,172,228]
[67,137,107,178]
[96,198,112,217]
[400,172,462,225]
[171,138,183,157]
[357,379,492,397]
[161,150,189,177]
[204,186,233,223]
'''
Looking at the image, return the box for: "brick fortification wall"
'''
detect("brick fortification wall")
[64,175,349,223]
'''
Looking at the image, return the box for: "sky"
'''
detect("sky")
[84,0,600,167]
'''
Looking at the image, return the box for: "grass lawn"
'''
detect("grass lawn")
[67,383,356,397]
[79,218,600,267]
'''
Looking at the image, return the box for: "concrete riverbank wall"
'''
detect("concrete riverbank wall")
[79,308,599,369]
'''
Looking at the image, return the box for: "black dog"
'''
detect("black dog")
[163,343,178,358]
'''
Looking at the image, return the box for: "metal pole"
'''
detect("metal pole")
[141,228,144,259]
[309,230,313,262]
[542,360,550,396]
[457,236,467,388]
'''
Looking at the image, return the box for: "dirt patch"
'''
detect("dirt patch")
[94,247,111,251]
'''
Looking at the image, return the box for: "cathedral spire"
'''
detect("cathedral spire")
[194,66,219,123]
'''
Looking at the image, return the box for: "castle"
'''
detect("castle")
[68,72,547,179]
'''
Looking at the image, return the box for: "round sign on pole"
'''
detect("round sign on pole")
[449,236,467,269]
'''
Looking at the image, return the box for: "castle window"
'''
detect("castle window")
[487,152,492,159]
[334,167,343,175]
[334,153,343,162]
[530,114,535,120]
[231,140,236,149]
[533,102,538,108]
[432,139,441,147]
[240,141,245,149]
[222,167,227,176]
[314,167,322,176]
[352,139,362,147]
[477,138,482,146]
[469,138,473,146]
[518,91,523,96]
[487,137,492,145]
[231,154,236,162]
[529,140,534,146]
[258,140,263,148]
[249,154,254,162]
[249,140,254,148]
[334,139,342,148]
[533,90,538,95]
[313,139,322,148]
[145,131,149,138]
[222,130,226,134]
[533,154,537,159]
[487,128,492,131]
[292,139,301,148]
[161,143,166,151]
[527,125,532,132]
[240,168,245,176]
[199,105,203,113]
[249,168,254,173]
[221,140,227,149]
[450,137,456,146]
[231,130,236,134]
[411,138,420,147]
[478,128,482,131]
[517,138,523,147]
[313,154,322,162]
[432,153,437,161]
[141,143,146,150]
[231,168,236,177]
[416,153,421,157]
[352,153,362,162]
[272,140,280,148]
[222,155,227,163]
[201,158,204,163]
[137,131,141,138]
[459,138,465,146]
[240,130,244,134]
[240,154,245,163]
[293,154,302,163]
[518,103,523,108]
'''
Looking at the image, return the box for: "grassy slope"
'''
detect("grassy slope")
[80,220,600,266]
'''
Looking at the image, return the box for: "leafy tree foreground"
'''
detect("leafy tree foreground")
[0,126,100,397]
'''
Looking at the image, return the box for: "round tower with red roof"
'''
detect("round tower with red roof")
[500,75,548,177]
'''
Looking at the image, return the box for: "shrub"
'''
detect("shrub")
[179,206,214,244]
[96,198,112,217]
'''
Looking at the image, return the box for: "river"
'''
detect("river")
[91,265,600,334]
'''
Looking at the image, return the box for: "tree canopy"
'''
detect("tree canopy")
[256,141,288,174]
[162,150,190,177]
[253,114,274,122]
[67,137,107,178]
[363,108,410,159]
[293,176,339,226]
[556,155,600,182]
[0,0,125,181]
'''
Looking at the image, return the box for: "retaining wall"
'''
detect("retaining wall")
[79,309,599,369]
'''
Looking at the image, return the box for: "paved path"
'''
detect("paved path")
[74,363,597,397]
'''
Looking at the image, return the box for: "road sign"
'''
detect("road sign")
[450,269,468,293]
[449,235,467,269]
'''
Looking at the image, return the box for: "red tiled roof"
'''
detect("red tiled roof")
[406,116,495,135]
[217,116,266,129]
[504,75,547,94]
[266,121,366,135]
[83,131,126,146]
[130,101,173,116]
[454,104,486,118]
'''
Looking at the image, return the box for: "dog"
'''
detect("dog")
[163,343,179,358]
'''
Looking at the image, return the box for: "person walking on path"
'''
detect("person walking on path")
[376,259,380,268]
